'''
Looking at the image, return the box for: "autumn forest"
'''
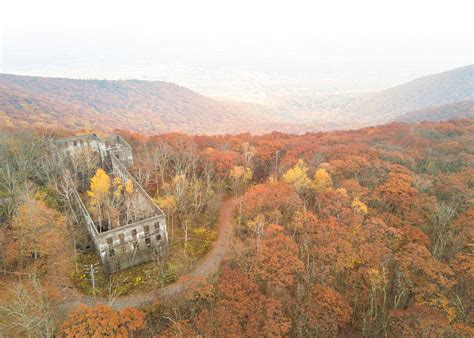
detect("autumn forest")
[0,117,472,336]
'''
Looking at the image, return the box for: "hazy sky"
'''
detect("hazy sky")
[0,0,473,99]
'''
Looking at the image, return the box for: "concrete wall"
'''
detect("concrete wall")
[96,214,168,273]
[55,134,106,165]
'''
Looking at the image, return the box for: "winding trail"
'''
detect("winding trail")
[64,197,239,310]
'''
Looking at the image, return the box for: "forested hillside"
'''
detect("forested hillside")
[349,64,474,124]
[1,66,472,135]
[0,118,473,336]
[396,100,474,123]
[273,65,474,127]
[0,73,289,135]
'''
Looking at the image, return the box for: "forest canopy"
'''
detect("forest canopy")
[0,118,473,336]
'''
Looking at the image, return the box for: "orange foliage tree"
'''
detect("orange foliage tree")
[196,267,290,337]
[255,224,304,290]
[303,284,352,336]
[6,196,67,270]
[60,304,145,337]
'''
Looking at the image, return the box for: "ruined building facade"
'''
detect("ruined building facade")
[55,134,168,274]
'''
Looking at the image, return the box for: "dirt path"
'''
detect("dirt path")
[65,197,239,310]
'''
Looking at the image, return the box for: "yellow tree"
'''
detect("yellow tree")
[283,159,312,196]
[112,177,123,199]
[351,197,368,215]
[124,179,134,194]
[229,165,253,194]
[314,168,333,193]
[123,178,134,224]
[108,177,124,229]
[87,168,110,231]
[154,194,177,238]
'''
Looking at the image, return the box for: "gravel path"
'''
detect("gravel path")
[63,197,239,310]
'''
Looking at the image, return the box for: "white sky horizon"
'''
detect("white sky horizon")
[0,0,473,101]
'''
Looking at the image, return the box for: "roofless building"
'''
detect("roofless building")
[55,134,168,274]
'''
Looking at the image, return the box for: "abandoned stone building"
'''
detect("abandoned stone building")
[55,134,168,274]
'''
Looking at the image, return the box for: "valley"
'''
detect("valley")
[1,65,472,135]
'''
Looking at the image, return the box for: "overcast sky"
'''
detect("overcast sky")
[0,0,472,97]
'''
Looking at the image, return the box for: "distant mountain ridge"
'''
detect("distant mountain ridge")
[0,65,472,134]
[0,74,283,135]
[330,64,474,126]
[395,100,474,123]
[275,65,473,127]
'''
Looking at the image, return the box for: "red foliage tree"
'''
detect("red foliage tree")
[61,304,145,337]
[242,181,302,226]
[256,224,304,290]
[303,284,352,336]
[196,267,290,337]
